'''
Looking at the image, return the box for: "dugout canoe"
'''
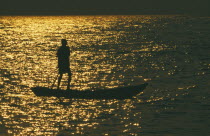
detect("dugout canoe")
[31,83,148,100]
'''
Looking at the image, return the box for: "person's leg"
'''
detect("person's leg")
[57,73,63,89]
[67,71,71,90]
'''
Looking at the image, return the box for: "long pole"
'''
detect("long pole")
[51,73,59,89]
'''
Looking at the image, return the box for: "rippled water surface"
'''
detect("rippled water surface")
[0,16,210,135]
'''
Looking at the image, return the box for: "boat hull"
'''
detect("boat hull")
[31,83,148,100]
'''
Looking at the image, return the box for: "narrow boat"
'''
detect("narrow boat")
[31,83,148,100]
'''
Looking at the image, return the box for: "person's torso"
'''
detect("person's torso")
[57,46,70,59]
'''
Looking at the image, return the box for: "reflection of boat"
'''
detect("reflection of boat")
[31,83,148,100]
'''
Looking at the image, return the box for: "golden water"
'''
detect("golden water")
[1,16,210,135]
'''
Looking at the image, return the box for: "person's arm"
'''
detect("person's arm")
[56,48,59,57]
[57,47,61,57]
[68,47,70,57]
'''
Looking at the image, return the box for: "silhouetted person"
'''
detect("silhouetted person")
[57,39,71,90]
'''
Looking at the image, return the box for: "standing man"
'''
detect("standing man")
[57,39,71,90]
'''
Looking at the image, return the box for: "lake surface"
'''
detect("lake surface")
[0,15,210,135]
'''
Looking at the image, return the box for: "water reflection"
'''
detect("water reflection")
[0,15,206,135]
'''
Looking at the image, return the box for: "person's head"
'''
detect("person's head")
[61,39,67,46]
